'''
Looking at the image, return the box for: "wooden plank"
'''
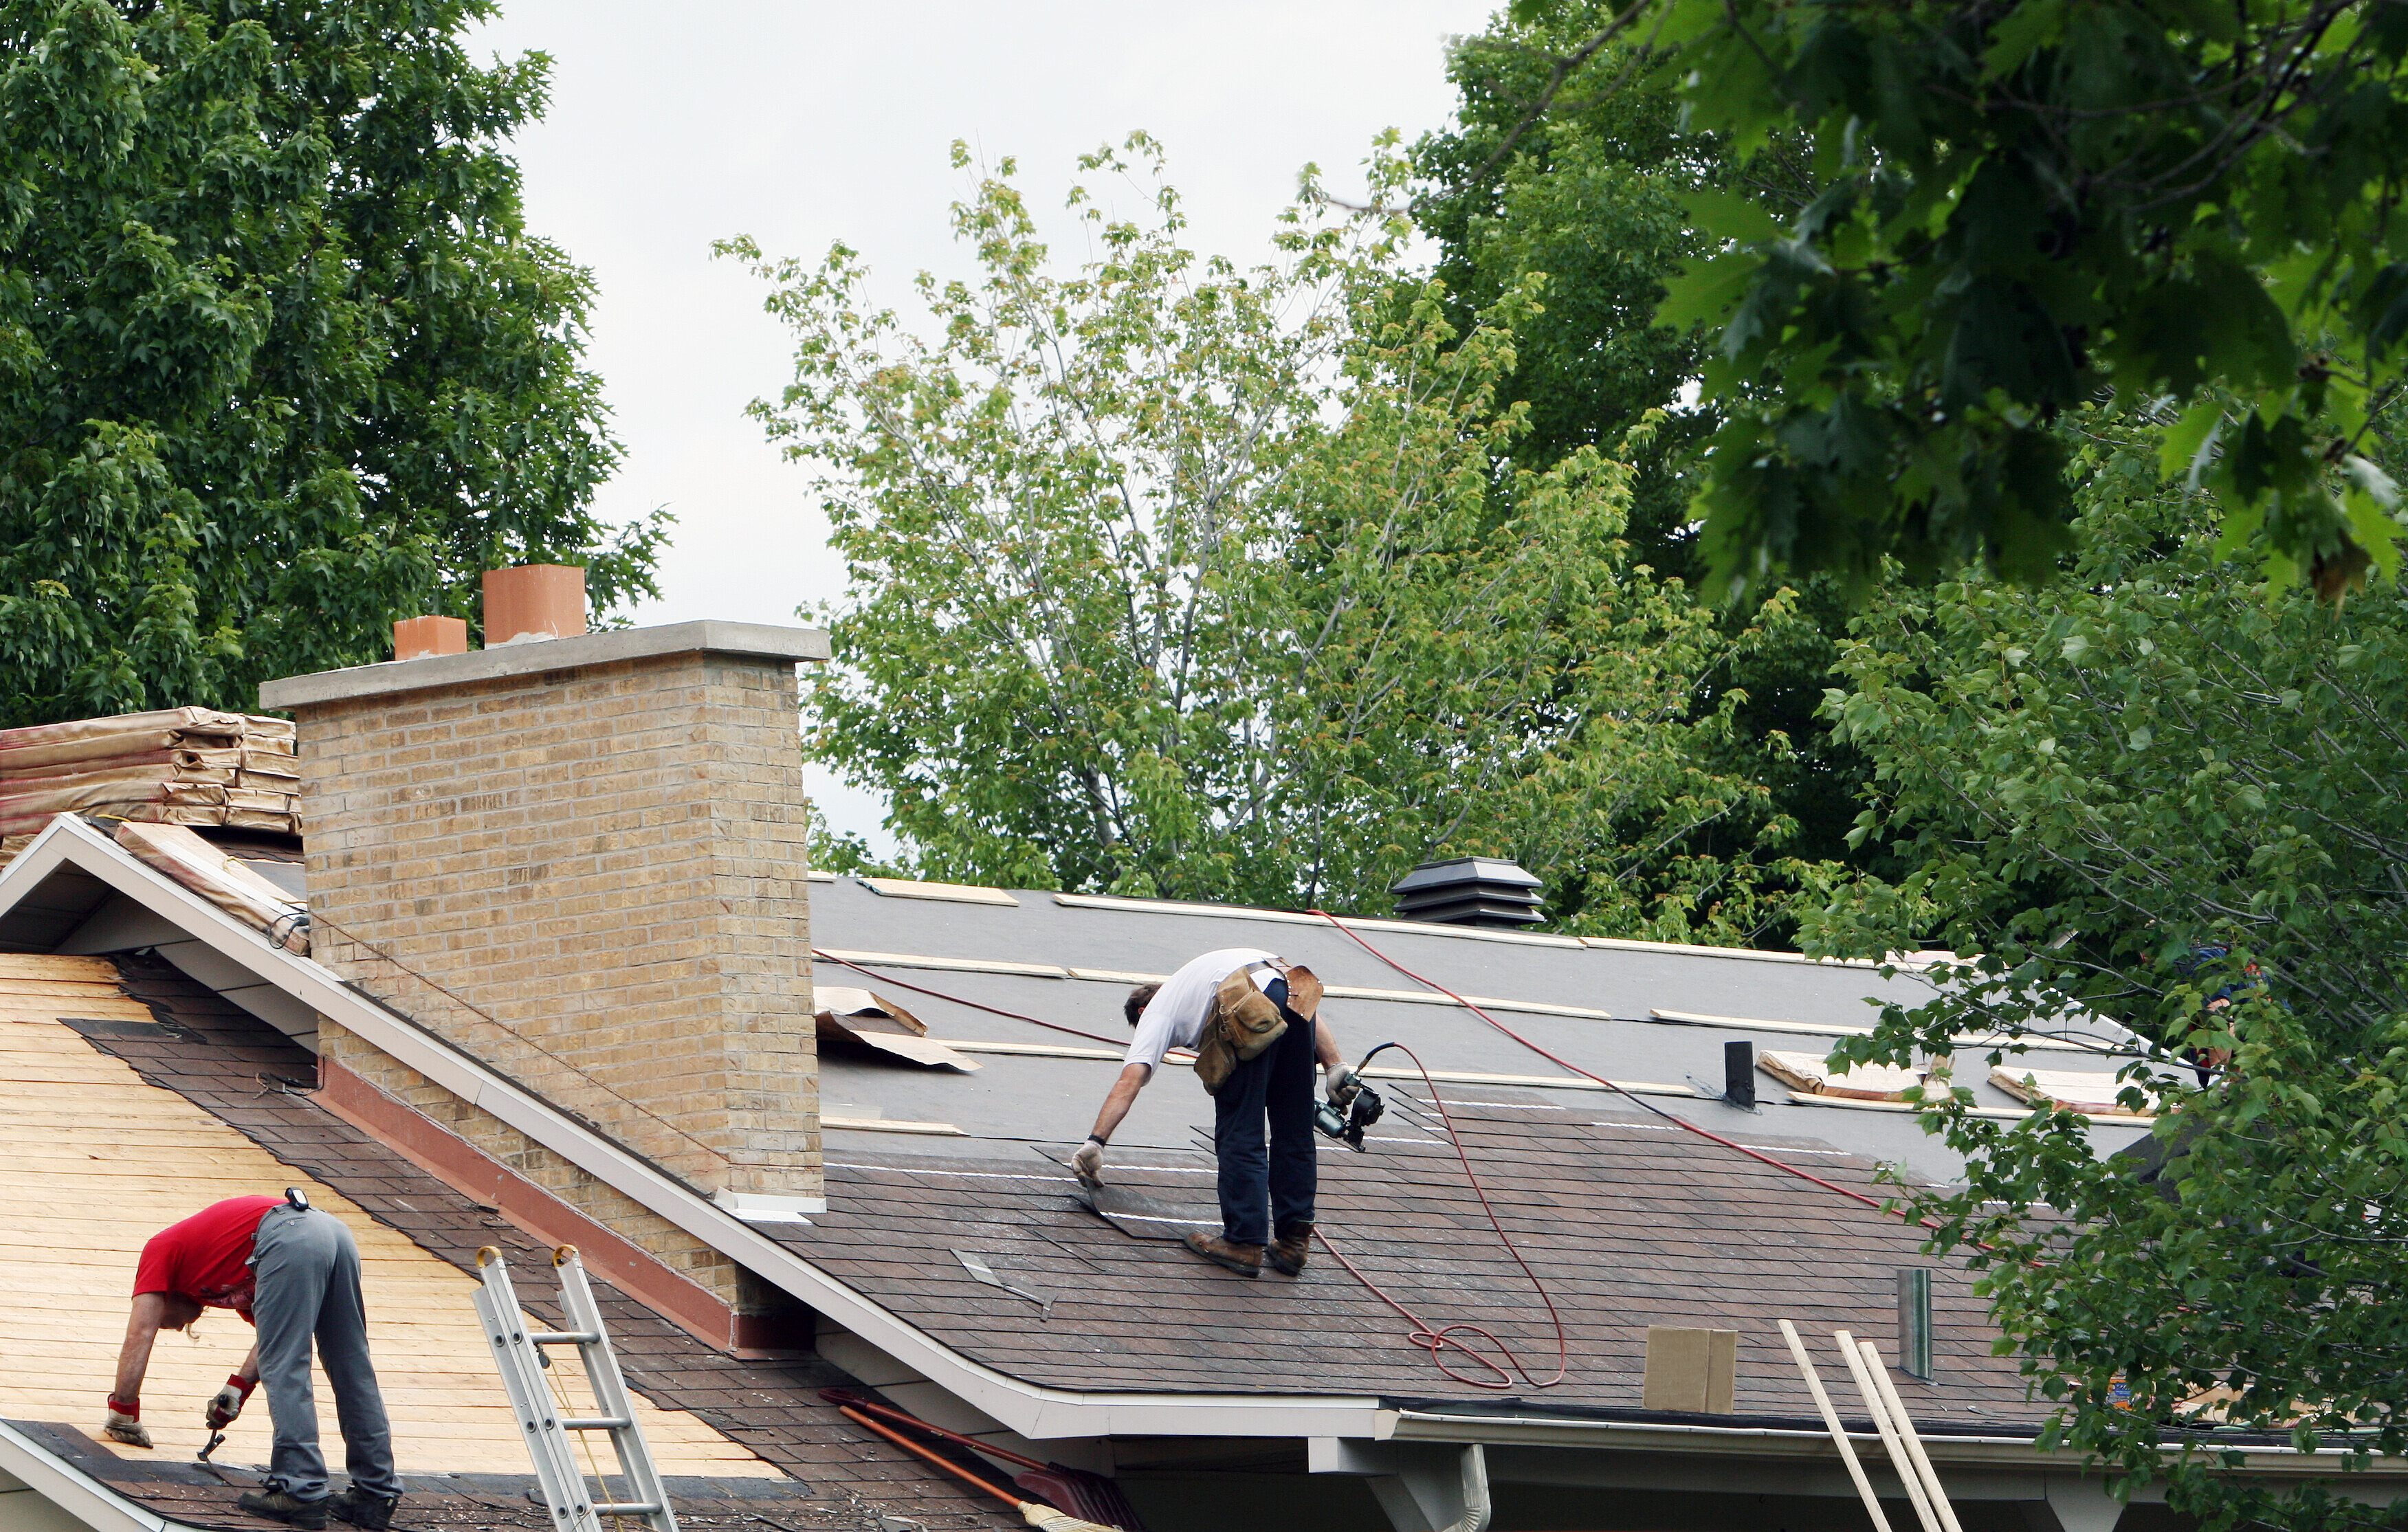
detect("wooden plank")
[0,977,131,999]
[0,999,157,1020]
[0,955,123,981]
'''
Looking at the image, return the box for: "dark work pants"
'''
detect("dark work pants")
[1213,981,1316,1245]
[250,1206,401,1502]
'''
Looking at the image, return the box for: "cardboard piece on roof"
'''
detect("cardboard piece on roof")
[815,985,980,1072]
[1758,1049,1925,1101]
[1991,1065,2152,1117]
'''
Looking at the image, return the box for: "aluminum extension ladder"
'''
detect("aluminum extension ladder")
[474,1245,679,1532]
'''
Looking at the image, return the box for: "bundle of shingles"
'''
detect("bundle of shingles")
[0,708,299,865]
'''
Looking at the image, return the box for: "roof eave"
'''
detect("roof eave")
[1382,1408,2408,1480]
[0,1421,175,1532]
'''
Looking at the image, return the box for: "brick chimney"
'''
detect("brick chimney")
[260,620,832,1235]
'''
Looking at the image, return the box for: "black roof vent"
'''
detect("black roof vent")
[1390,856,1545,929]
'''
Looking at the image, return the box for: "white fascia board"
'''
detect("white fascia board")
[0,1422,172,1532]
[1383,1410,2408,1482]
[0,821,1381,1445]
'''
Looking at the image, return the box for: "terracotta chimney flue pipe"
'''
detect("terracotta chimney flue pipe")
[393,615,469,662]
[482,564,588,648]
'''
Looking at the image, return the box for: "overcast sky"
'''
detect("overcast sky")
[461,1,1489,847]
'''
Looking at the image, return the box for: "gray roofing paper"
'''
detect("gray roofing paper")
[807,878,2153,1184]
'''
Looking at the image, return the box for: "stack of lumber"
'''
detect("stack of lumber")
[0,708,298,859]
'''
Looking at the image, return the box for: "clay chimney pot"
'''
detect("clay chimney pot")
[482,564,588,647]
[393,615,469,662]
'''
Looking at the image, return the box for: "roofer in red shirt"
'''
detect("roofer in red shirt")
[107,1190,401,1531]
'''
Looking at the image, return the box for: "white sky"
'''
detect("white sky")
[463,1,1488,848]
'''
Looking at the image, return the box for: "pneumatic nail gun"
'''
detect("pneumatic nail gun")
[1314,1042,1395,1151]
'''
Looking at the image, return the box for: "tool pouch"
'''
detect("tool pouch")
[1194,966,1287,1096]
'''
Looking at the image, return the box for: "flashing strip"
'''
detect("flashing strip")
[0,1421,172,1532]
[857,878,1020,907]
[1651,1008,2125,1057]
[0,820,1380,1444]
[1379,1409,2408,1477]
[1782,1092,2152,1129]
[1048,893,1584,948]
[921,1035,1685,1098]
[1583,936,1891,968]
[815,949,1068,980]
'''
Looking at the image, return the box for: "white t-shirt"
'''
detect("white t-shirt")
[1125,947,1281,1072]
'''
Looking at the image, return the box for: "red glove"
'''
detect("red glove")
[103,1395,150,1448]
[204,1374,256,1429]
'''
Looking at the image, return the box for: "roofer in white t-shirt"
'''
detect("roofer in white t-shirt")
[1070,948,1360,1277]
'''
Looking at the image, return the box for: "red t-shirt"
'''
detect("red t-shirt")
[133,1196,280,1321]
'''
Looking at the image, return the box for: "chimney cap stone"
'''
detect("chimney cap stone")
[259,619,830,710]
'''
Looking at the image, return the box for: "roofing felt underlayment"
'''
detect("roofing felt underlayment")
[803,875,2158,1184]
[0,951,1014,1531]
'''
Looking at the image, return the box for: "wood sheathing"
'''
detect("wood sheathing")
[0,953,779,1476]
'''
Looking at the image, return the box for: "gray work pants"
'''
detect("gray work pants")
[250,1206,401,1502]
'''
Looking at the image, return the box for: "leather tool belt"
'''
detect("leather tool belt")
[1193,961,1321,1096]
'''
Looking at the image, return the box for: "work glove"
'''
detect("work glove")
[205,1374,256,1430]
[1325,1062,1361,1109]
[1070,1136,1106,1189]
[103,1395,151,1449]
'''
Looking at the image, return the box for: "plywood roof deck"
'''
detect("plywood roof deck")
[0,954,779,1478]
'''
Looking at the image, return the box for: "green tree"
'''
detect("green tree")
[725,138,1800,935]
[1499,0,2408,606]
[1415,5,1873,920]
[1802,412,2408,1529]
[1415,5,1724,573]
[0,0,662,725]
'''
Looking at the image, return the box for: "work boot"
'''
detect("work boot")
[329,1489,399,1531]
[1266,1221,1314,1276]
[1181,1231,1263,1276]
[237,1489,329,1531]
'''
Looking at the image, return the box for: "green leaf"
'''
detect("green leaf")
[1981,0,2066,80]
[2161,399,2224,489]
[1655,249,1762,333]
[1679,188,1785,246]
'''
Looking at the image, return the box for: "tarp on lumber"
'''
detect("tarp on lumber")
[1758,1050,1926,1100]
[0,711,300,841]
[1989,1065,2153,1117]
[0,708,289,775]
[114,821,309,953]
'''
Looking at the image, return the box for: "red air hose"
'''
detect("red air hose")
[1312,1039,1569,1390]
[815,919,1944,1393]
[1305,910,1921,1221]
[816,945,1569,1390]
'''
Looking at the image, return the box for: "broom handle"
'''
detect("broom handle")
[824,1390,1051,1472]
[839,1405,1028,1509]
